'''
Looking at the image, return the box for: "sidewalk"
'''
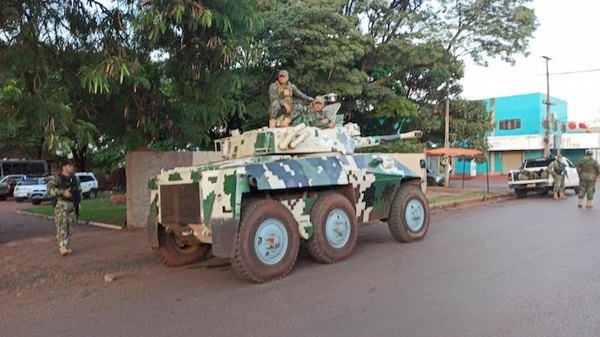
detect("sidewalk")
[426,184,514,209]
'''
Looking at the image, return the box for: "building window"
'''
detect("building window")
[499,119,521,130]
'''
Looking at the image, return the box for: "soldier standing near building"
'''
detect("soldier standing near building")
[268,70,313,128]
[293,95,335,129]
[547,154,567,200]
[47,159,81,256]
[576,149,600,208]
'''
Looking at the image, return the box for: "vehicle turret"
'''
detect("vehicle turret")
[215,123,422,159]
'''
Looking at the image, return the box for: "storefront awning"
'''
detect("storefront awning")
[425,147,483,157]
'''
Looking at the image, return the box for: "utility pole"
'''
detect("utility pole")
[444,83,450,149]
[542,56,552,157]
[444,83,450,187]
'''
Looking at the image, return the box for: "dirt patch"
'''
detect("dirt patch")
[0,225,158,296]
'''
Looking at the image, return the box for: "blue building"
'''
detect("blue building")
[453,93,599,175]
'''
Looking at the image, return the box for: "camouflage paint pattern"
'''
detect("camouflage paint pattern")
[54,201,77,249]
[577,155,599,200]
[47,174,81,251]
[578,179,596,200]
[149,123,424,257]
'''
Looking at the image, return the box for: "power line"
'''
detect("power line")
[550,68,600,76]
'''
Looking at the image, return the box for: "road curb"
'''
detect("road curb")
[15,210,123,230]
[430,192,514,210]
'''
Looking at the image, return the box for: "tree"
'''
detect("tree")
[0,0,137,167]
[134,0,263,148]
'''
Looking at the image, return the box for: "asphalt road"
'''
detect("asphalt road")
[2,194,600,337]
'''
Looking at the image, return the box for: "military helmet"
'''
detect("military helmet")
[586,149,594,155]
[59,158,76,167]
[278,70,289,78]
[314,95,325,105]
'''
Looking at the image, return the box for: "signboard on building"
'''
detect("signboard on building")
[560,133,600,149]
[488,134,548,151]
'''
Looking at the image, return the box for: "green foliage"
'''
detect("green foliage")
[433,0,538,65]
[358,139,424,154]
[89,140,126,174]
[0,0,537,172]
[22,195,127,226]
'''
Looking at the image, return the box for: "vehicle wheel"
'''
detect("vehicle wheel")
[89,189,98,199]
[16,198,24,203]
[515,189,527,199]
[32,200,41,205]
[232,199,300,283]
[388,185,430,243]
[538,188,551,196]
[573,187,580,195]
[156,225,211,267]
[306,193,357,263]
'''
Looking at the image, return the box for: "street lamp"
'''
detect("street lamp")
[542,56,552,157]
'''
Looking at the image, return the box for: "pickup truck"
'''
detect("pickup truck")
[507,156,580,199]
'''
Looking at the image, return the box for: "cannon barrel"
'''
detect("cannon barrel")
[354,130,423,149]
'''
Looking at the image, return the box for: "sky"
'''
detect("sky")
[461,0,600,123]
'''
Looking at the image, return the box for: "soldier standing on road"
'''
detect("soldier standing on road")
[293,95,335,129]
[268,70,313,128]
[47,159,81,256]
[576,149,600,208]
[547,154,567,200]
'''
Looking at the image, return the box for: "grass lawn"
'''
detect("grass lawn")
[22,195,126,226]
[428,191,501,205]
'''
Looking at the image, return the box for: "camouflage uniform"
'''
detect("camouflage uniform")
[47,174,81,253]
[293,96,330,129]
[547,158,566,197]
[576,152,600,207]
[268,71,311,124]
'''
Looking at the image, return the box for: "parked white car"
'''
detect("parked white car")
[75,172,99,198]
[28,173,98,205]
[13,177,49,202]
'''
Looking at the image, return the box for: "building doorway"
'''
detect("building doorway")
[501,151,523,173]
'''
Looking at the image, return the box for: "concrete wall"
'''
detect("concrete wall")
[126,150,221,228]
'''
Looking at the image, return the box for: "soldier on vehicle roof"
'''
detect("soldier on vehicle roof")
[47,159,81,256]
[268,70,313,128]
[293,95,335,129]
[547,154,567,200]
[576,149,600,208]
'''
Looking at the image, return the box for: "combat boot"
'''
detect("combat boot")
[586,200,594,209]
[59,247,69,256]
[578,198,583,208]
[553,193,559,200]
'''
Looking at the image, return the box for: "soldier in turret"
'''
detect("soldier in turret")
[268,70,313,128]
[47,159,81,256]
[576,149,600,208]
[293,95,335,129]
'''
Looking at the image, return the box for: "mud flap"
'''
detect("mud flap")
[147,215,159,248]
[211,218,239,258]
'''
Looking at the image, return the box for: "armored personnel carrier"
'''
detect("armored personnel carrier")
[147,122,430,282]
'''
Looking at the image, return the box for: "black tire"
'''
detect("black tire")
[232,199,300,283]
[515,189,527,199]
[0,196,6,201]
[573,187,580,195]
[89,189,98,199]
[388,185,430,243]
[16,197,24,203]
[31,200,42,205]
[156,225,211,267]
[306,193,357,263]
